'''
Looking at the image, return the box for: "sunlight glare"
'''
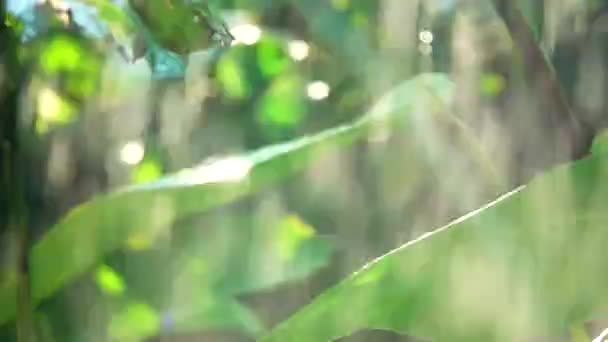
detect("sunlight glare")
[306,81,330,100]
[119,141,145,165]
[288,40,310,61]
[37,87,62,121]
[230,24,262,45]
[418,30,434,44]
[179,156,252,184]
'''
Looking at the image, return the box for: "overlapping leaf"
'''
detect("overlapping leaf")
[262,145,608,341]
[0,73,460,327]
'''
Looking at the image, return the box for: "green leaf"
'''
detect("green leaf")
[124,0,233,79]
[106,296,263,341]
[256,72,306,137]
[287,0,375,80]
[217,48,252,99]
[127,0,232,55]
[164,295,264,337]
[0,73,469,326]
[261,151,608,341]
[79,0,135,40]
[121,5,188,79]
[257,37,290,77]
[108,301,160,341]
[591,130,608,156]
[173,214,334,296]
[95,264,126,296]
[131,158,163,184]
[108,213,332,337]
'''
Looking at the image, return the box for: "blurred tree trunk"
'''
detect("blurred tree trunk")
[0,2,37,340]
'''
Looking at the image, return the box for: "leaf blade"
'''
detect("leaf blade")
[261,153,608,341]
[0,73,456,325]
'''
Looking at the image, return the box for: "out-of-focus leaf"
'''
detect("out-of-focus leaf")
[4,12,24,34]
[223,218,333,295]
[121,4,188,80]
[261,145,608,341]
[39,35,82,73]
[0,73,467,326]
[163,296,264,337]
[591,130,608,156]
[217,48,252,99]
[78,0,135,40]
[95,264,126,296]
[216,34,295,102]
[105,296,263,341]
[128,0,232,55]
[132,158,163,185]
[287,0,375,79]
[173,214,333,296]
[9,0,202,81]
[257,37,290,77]
[122,0,233,79]
[108,212,331,338]
[108,301,160,341]
[256,72,305,138]
[34,33,102,97]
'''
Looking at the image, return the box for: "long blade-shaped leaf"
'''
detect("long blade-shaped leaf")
[261,150,608,341]
[0,73,460,325]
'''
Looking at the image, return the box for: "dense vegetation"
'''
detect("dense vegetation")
[1,0,608,341]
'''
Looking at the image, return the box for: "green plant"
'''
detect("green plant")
[2,0,608,341]
[261,138,608,341]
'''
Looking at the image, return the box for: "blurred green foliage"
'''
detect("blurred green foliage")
[262,137,608,341]
[1,0,608,341]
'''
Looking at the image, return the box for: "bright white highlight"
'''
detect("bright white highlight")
[179,156,252,184]
[287,40,310,61]
[119,141,145,165]
[592,327,608,342]
[37,88,62,120]
[419,30,434,44]
[306,81,330,100]
[230,24,262,45]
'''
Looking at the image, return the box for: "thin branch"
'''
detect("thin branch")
[492,0,595,161]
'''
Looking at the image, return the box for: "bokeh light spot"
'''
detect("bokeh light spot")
[287,40,310,61]
[230,24,262,45]
[419,30,434,44]
[36,87,75,133]
[119,141,145,165]
[306,81,331,101]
